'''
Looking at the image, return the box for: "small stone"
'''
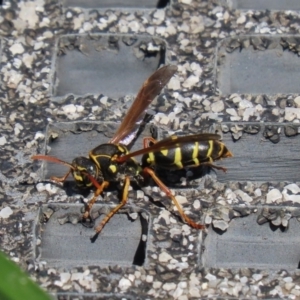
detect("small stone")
[176,195,188,204]
[162,282,176,291]
[285,107,300,121]
[294,96,300,108]
[212,219,229,231]
[0,136,7,146]
[9,43,25,55]
[234,189,253,202]
[266,189,282,203]
[146,275,153,283]
[60,272,71,284]
[226,108,237,116]
[159,251,173,263]
[182,75,198,88]
[0,207,13,219]
[19,1,39,27]
[211,101,224,113]
[237,14,246,24]
[284,125,298,137]
[285,184,300,194]
[205,273,217,281]
[271,216,282,226]
[118,278,131,290]
[252,273,263,281]
[193,200,201,209]
[168,76,180,90]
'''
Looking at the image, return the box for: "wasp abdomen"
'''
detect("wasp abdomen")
[142,139,232,170]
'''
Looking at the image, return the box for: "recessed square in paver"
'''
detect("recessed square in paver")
[229,0,300,10]
[216,36,300,95]
[63,0,170,9]
[38,122,159,180]
[35,204,149,267]
[201,207,300,269]
[52,35,166,99]
[216,123,300,182]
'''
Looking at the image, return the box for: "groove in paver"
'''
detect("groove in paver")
[216,36,300,95]
[201,208,300,269]
[63,0,169,9]
[52,35,166,99]
[216,123,300,182]
[230,0,300,10]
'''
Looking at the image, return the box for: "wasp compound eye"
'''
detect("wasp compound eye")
[72,157,98,187]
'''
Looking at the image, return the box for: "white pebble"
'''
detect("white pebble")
[266,189,282,203]
[211,100,224,113]
[159,251,173,262]
[162,282,176,291]
[193,200,201,209]
[252,273,263,281]
[118,278,132,290]
[182,75,199,88]
[60,272,71,284]
[285,184,300,194]
[0,207,13,219]
[9,43,25,55]
[0,136,7,146]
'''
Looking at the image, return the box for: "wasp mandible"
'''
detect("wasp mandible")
[32,65,233,239]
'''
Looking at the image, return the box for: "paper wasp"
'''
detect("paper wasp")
[32,65,232,239]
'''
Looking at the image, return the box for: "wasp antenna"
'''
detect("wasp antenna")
[32,155,75,169]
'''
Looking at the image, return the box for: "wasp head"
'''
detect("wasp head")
[71,157,102,188]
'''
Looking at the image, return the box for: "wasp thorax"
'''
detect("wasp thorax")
[71,156,99,188]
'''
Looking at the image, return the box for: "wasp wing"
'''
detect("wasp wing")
[109,65,177,145]
[116,133,221,163]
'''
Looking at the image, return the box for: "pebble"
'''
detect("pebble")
[182,75,198,88]
[146,275,153,283]
[284,184,300,194]
[163,282,176,291]
[0,207,13,219]
[237,14,246,24]
[212,219,229,231]
[176,195,188,204]
[234,189,253,202]
[167,76,180,90]
[10,43,25,55]
[193,200,201,209]
[159,251,173,263]
[294,96,300,108]
[19,1,40,27]
[211,100,224,113]
[252,273,263,281]
[285,107,300,121]
[60,272,71,284]
[0,136,7,146]
[205,273,217,281]
[118,278,132,290]
[266,189,282,203]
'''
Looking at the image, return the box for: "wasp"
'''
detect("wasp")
[32,65,232,239]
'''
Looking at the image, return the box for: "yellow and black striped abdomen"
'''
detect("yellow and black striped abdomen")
[142,140,232,170]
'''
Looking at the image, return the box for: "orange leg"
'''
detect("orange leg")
[201,162,228,173]
[82,181,109,219]
[50,169,72,183]
[94,176,130,234]
[143,167,205,230]
[143,137,157,148]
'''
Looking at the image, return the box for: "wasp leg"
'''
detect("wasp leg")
[143,167,205,230]
[93,176,130,235]
[50,169,72,183]
[201,162,228,173]
[143,137,157,148]
[82,181,110,220]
